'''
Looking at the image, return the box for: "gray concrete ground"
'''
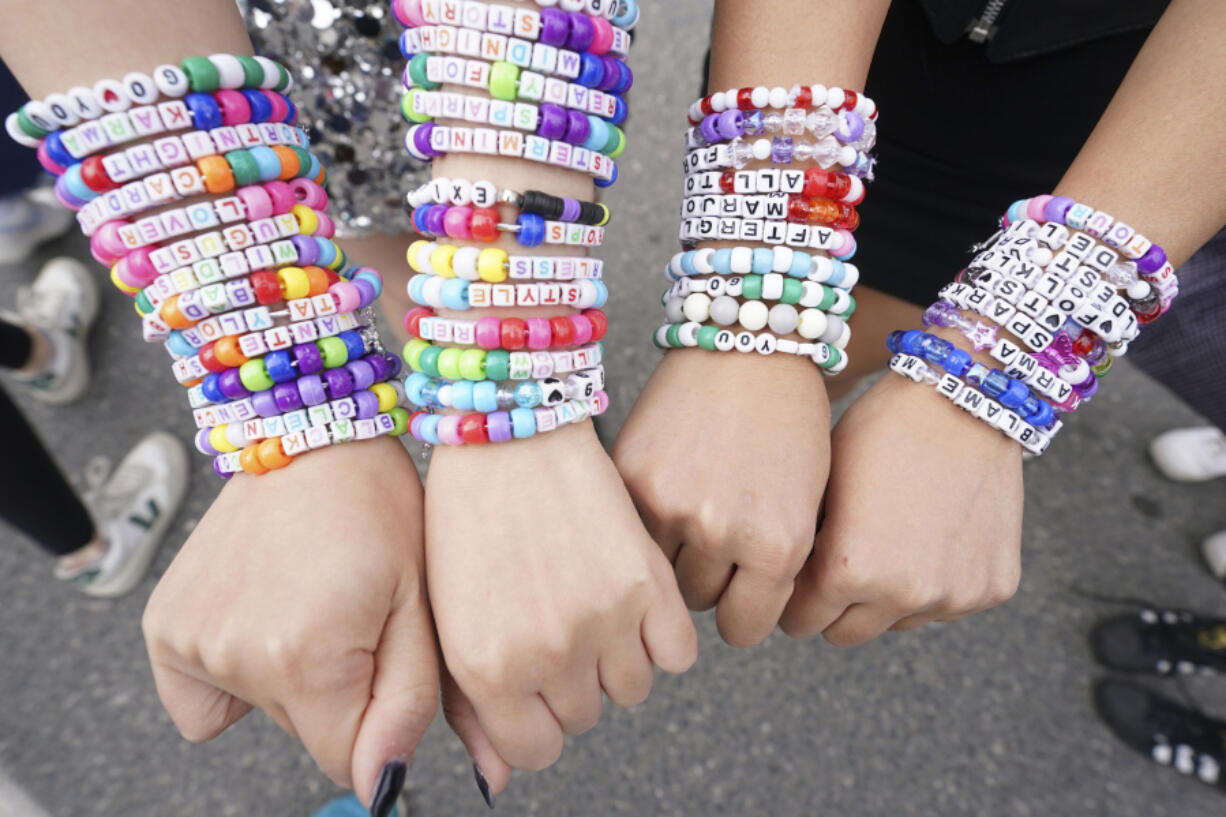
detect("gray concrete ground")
[3,3,1226,815]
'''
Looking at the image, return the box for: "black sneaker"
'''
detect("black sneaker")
[1094,679,1225,788]
[1090,608,1226,676]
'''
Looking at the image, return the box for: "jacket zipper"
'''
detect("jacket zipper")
[967,0,1009,43]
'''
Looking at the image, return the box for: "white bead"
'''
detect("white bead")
[1030,246,1054,267]
[422,276,445,306]
[416,241,439,274]
[682,292,711,322]
[768,87,789,109]
[453,246,482,280]
[471,180,497,207]
[840,262,860,289]
[41,93,79,127]
[768,303,798,334]
[5,112,40,148]
[208,55,246,89]
[751,87,770,108]
[809,255,833,282]
[122,72,159,106]
[93,78,131,112]
[1126,280,1151,299]
[559,0,584,11]
[725,89,739,106]
[678,322,701,347]
[705,276,726,296]
[799,281,821,307]
[772,246,793,272]
[714,329,736,352]
[826,86,845,109]
[693,248,716,274]
[450,180,474,205]
[739,300,769,331]
[655,326,671,347]
[254,56,283,89]
[830,289,851,315]
[664,297,686,323]
[762,273,784,300]
[729,246,753,273]
[710,92,726,112]
[152,65,190,98]
[734,331,756,352]
[797,308,827,339]
[845,175,864,204]
[667,252,687,279]
[752,139,771,160]
[709,295,740,326]
[831,321,852,349]
[837,146,857,166]
[20,101,56,133]
[810,84,827,104]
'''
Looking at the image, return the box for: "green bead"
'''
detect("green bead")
[817,286,837,311]
[436,347,463,381]
[1092,356,1113,376]
[404,338,428,371]
[17,107,49,138]
[488,61,519,100]
[606,126,626,158]
[697,325,719,350]
[820,346,843,370]
[236,56,264,87]
[134,290,154,315]
[225,150,261,186]
[273,62,292,92]
[781,278,803,305]
[665,324,682,348]
[401,90,431,124]
[485,350,510,381]
[459,348,487,381]
[387,407,410,436]
[409,53,439,90]
[290,146,312,177]
[742,275,763,300]
[239,359,274,392]
[842,293,857,317]
[180,57,221,92]
[318,336,349,368]
[418,345,443,377]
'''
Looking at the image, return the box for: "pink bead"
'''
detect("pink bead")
[91,221,129,264]
[832,230,856,260]
[236,186,273,221]
[37,140,65,174]
[330,281,361,312]
[214,90,250,127]
[591,389,609,415]
[475,317,502,350]
[392,0,425,26]
[314,211,335,238]
[436,414,464,446]
[288,178,328,209]
[264,181,297,214]
[124,248,159,287]
[443,205,474,240]
[263,90,289,123]
[526,317,552,349]
[589,17,614,54]
[569,314,593,345]
[1027,195,1053,223]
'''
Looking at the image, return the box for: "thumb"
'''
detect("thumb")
[441,665,512,807]
[350,574,441,813]
[148,662,255,742]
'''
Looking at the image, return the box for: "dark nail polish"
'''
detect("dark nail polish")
[473,763,495,810]
[370,759,407,817]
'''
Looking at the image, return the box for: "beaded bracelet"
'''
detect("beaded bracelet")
[197,335,385,401]
[653,322,847,373]
[665,275,854,316]
[404,338,603,381]
[681,194,860,231]
[684,167,865,206]
[410,274,607,310]
[405,306,607,349]
[405,366,604,411]
[688,84,876,126]
[410,203,605,247]
[395,1,631,53]
[404,52,627,113]
[408,241,603,280]
[685,138,870,178]
[404,122,618,183]
[662,294,852,347]
[7,55,292,142]
[686,105,876,152]
[171,302,370,362]
[666,247,858,289]
[679,215,856,258]
[407,178,610,226]
[395,0,635,27]
[888,353,1052,456]
[407,390,606,446]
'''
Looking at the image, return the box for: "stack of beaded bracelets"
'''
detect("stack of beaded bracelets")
[659,82,879,374]
[884,194,1178,456]
[393,1,637,445]
[6,54,409,477]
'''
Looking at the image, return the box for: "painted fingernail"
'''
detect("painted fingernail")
[473,762,495,809]
[370,759,407,817]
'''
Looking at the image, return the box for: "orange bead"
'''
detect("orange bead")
[213,336,249,367]
[160,295,193,329]
[239,444,270,475]
[271,146,299,180]
[303,265,330,295]
[257,437,293,470]
[197,155,235,194]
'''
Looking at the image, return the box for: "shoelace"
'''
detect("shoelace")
[1145,691,1225,784]
[1073,586,1226,673]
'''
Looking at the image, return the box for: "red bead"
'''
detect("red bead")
[500,318,526,350]
[737,88,754,110]
[198,343,227,373]
[471,208,500,242]
[80,156,117,192]
[585,309,608,341]
[840,90,858,112]
[459,413,489,444]
[549,316,575,346]
[719,170,736,194]
[404,307,431,337]
[1073,330,1097,357]
[829,172,852,201]
[788,196,810,223]
[250,271,282,305]
[699,96,715,116]
[323,268,341,286]
[794,87,813,109]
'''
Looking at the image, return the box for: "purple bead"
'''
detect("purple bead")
[212,458,231,479]
[566,13,595,51]
[293,342,323,374]
[385,353,402,379]
[539,8,570,46]
[298,373,326,406]
[742,110,764,136]
[699,114,721,145]
[835,111,864,143]
[323,367,354,399]
[252,388,281,417]
[717,110,743,141]
[409,412,427,440]
[1044,195,1076,224]
[613,61,633,94]
[365,352,391,382]
[1137,243,1167,273]
[424,204,447,237]
[273,381,303,412]
[771,137,794,164]
[290,234,320,265]
[353,389,380,419]
[413,123,436,158]
[537,103,568,140]
[346,359,376,390]
[195,428,219,456]
[596,56,621,92]
[1074,374,1099,399]
[564,110,590,145]
[217,368,251,401]
[487,410,512,443]
[351,277,377,307]
[560,197,581,222]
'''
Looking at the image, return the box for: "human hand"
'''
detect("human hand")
[613,349,831,647]
[781,370,1023,645]
[143,438,437,813]
[427,422,697,798]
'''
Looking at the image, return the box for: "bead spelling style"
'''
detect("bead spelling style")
[407,178,610,226]
[407,240,604,280]
[409,275,608,311]
[404,122,618,183]
[665,246,858,289]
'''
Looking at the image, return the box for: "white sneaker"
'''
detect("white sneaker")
[1202,530,1226,581]
[6,256,98,404]
[58,431,189,598]
[0,187,76,266]
[1149,427,1226,482]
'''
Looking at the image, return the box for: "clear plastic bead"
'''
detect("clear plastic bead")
[805,106,836,138]
[920,367,941,386]
[1106,261,1139,287]
[762,111,784,133]
[793,141,814,161]
[496,387,516,408]
[782,107,806,136]
[729,137,752,169]
[813,136,840,168]
[853,119,877,152]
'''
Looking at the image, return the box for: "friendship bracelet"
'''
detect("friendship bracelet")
[405,307,608,350]
[196,334,383,400]
[684,166,865,205]
[666,247,858,289]
[395,1,631,54]
[681,194,860,231]
[407,178,610,226]
[171,303,369,362]
[652,322,847,373]
[404,338,603,381]
[195,371,400,435]
[688,84,876,126]
[665,274,854,316]
[407,391,607,446]
[394,0,636,34]
[405,366,604,411]
[685,138,869,177]
[662,294,852,347]
[685,105,875,152]
[410,274,607,310]
[404,122,618,183]
[410,203,605,247]
[407,240,603,280]
[679,215,856,258]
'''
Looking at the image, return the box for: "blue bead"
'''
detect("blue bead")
[594,162,617,188]
[242,89,272,123]
[354,271,383,298]
[998,377,1029,409]
[314,238,337,267]
[515,381,542,408]
[419,379,441,409]
[1006,200,1028,224]
[441,278,469,310]
[201,373,224,404]
[284,99,298,125]
[1020,396,1041,420]
[248,146,282,181]
[582,117,608,152]
[577,53,604,88]
[608,96,628,126]
[451,380,475,411]
[1029,400,1055,428]
[419,414,442,445]
[338,330,366,361]
[404,373,428,407]
[788,251,811,278]
[185,93,222,130]
[826,259,846,287]
[679,251,697,276]
[511,407,536,438]
[885,330,905,354]
[920,335,953,365]
[945,349,973,377]
[965,363,989,386]
[265,350,296,383]
[399,30,418,58]
[473,381,499,413]
[899,329,925,356]
[592,280,609,307]
[43,132,75,169]
[518,213,545,246]
[611,62,633,95]
[982,370,1010,399]
[711,248,734,274]
[166,331,197,358]
[62,164,95,202]
[612,0,638,28]
[305,152,320,179]
[751,248,773,274]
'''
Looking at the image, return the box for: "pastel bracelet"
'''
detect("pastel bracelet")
[171,304,369,360]
[395,1,631,53]
[665,274,854,316]
[662,295,852,347]
[407,241,603,280]
[394,0,637,29]
[407,391,607,446]
[407,178,610,226]
[686,105,875,152]
[409,275,607,310]
[652,322,847,373]
[405,366,604,410]
[404,122,618,184]
[404,28,632,88]
[405,307,607,349]
[404,338,603,381]
[666,247,858,289]
[410,204,605,247]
